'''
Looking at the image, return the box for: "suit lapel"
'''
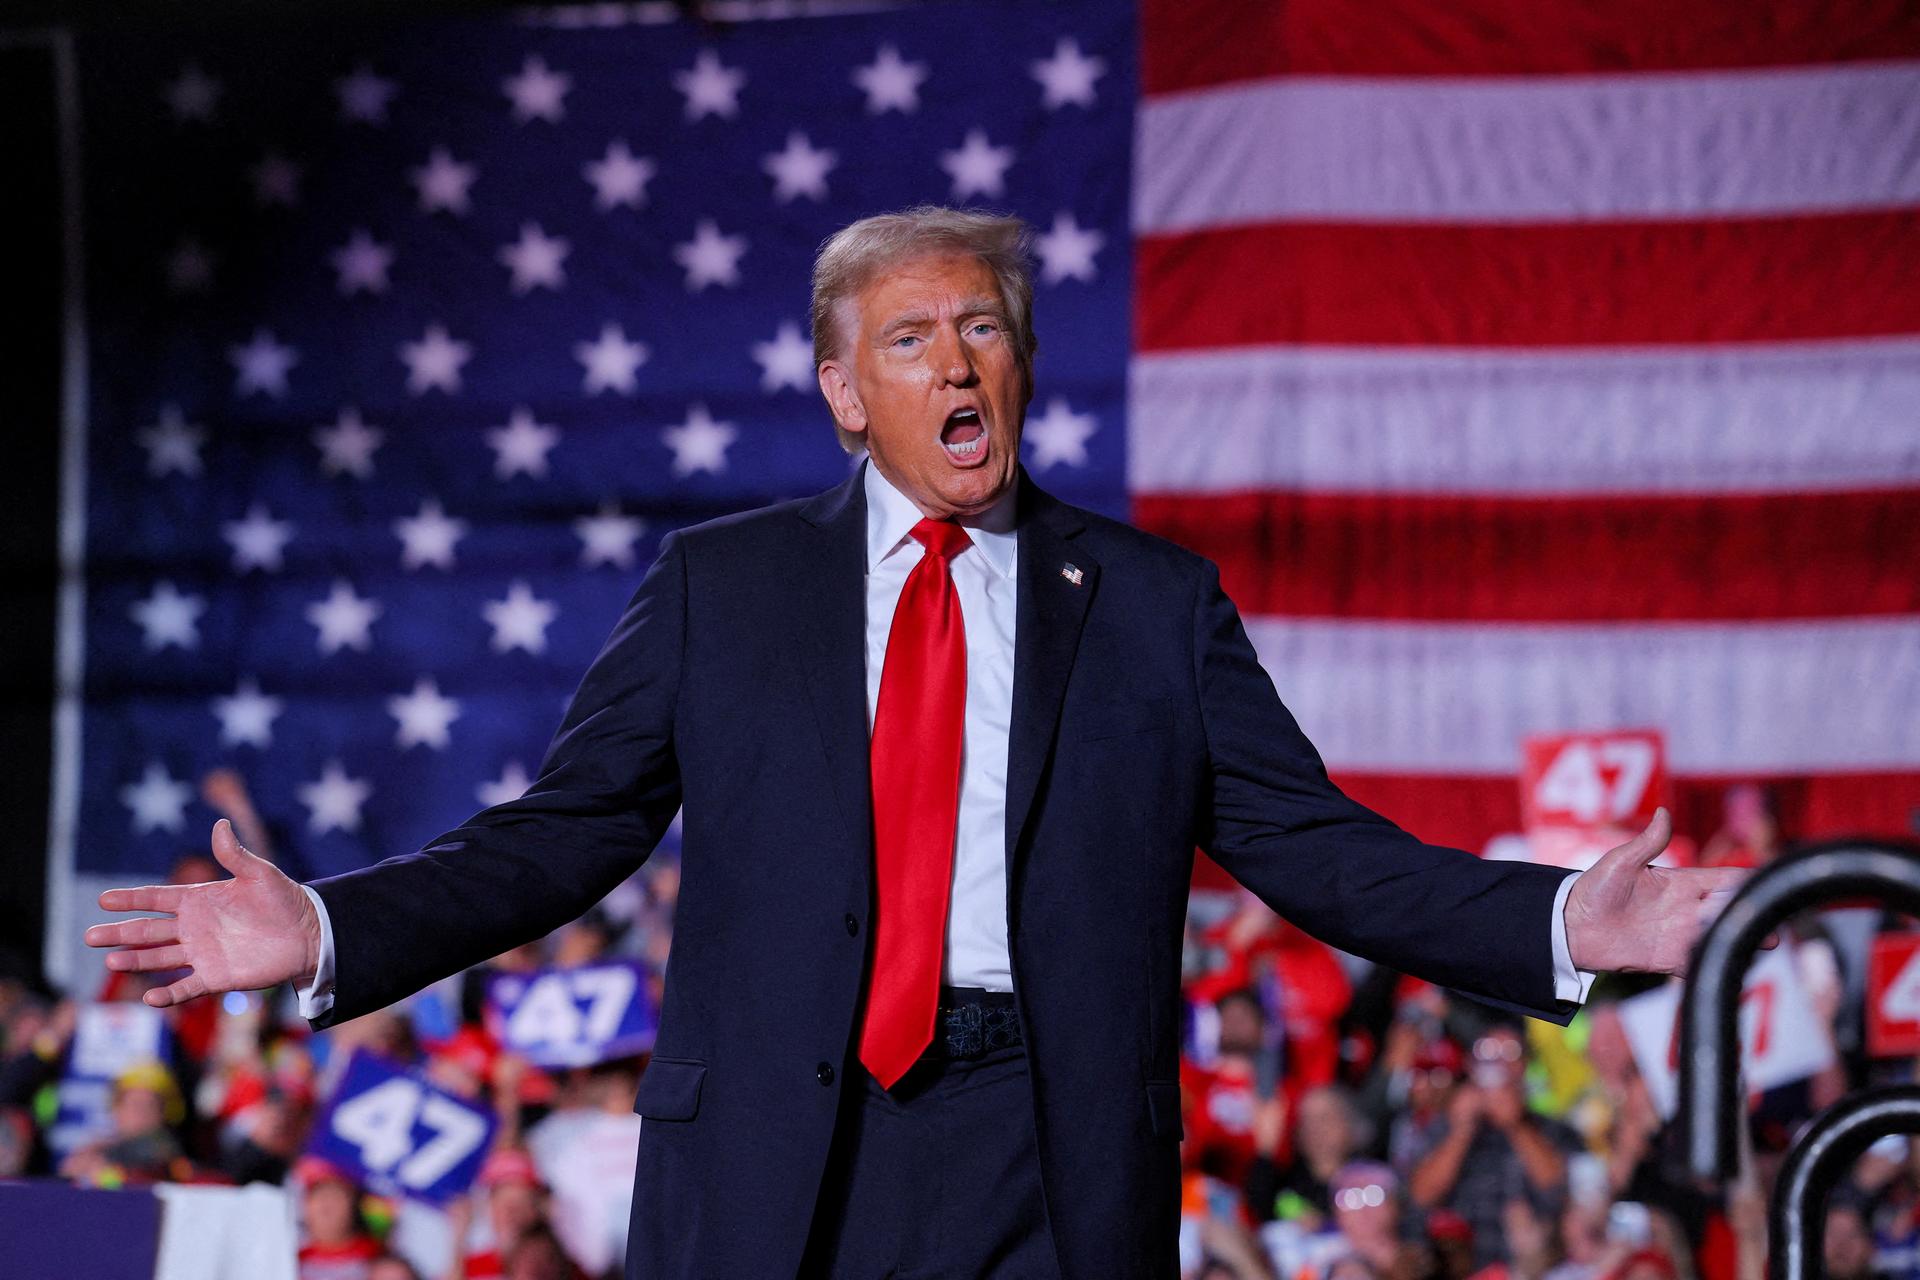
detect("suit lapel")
[1005,473,1097,864]
[792,466,872,856]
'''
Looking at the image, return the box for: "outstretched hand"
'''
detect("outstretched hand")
[84,819,321,1008]
[1563,808,1748,976]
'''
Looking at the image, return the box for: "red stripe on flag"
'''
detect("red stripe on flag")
[1142,0,1920,93]
[1314,769,1920,862]
[1134,489,1920,623]
[1135,214,1920,351]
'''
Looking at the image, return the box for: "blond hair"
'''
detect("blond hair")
[810,206,1036,453]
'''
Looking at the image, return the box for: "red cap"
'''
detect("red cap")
[294,1154,358,1189]
[478,1147,542,1190]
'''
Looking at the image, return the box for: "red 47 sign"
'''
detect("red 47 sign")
[1868,934,1920,1058]
[1521,730,1668,837]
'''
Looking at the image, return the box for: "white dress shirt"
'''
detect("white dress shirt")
[298,461,1593,1016]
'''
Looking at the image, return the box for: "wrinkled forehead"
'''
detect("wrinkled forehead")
[844,250,1008,332]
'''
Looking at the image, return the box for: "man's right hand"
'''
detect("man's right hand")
[84,818,321,1008]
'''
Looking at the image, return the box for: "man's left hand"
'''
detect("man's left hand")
[1564,808,1748,976]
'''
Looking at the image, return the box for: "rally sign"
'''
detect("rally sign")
[487,960,656,1068]
[1617,946,1835,1120]
[1515,730,1682,869]
[308,1052,495,1205]
[1521,729,1667,835]
[1869,933,1920,1058]
[49,1002,172,1157]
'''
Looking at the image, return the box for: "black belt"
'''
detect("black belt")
[925,986,1023,1060]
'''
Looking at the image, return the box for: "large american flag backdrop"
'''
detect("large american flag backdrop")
[44,0,1920,985]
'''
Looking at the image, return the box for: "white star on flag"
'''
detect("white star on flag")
[222,503,295,573]
[229,329,299,398]
[477,761,533,808]
[165,64,221,122]
[211,677,284,749]
[138,404,207,477]
[335,64,398,124]
[1031,37,1106,109]
[852,44,926,114]
[940,129,1015,200]
[251,151,302,207]
[394,498,469,569]
[390,676,462,750]
[299,761,372,835]
[484,581,559,654]
[583,140,656,211]
[751,321,814,393]
[1024,396,1099,470]
[663,403,739,477]
[314,407,383,478]
[674,49,746,121]
[131,580,206,651]
[503,54,572,124]
[122,762,192,834]
[1035,211,1106,285]
[762,132,837,203]
[488,407,563,479]
[498,222,570,293]
[574,324,649,395]
[673,220,748,291]
[574,503,647,568]
[399,323,473,395]
[330,230,394,296]
[413,147,479,215]
[166,238,214,294]
[307,580,381,654]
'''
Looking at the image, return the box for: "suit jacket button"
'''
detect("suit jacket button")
[844,913,859,936]
[816,1062,836,1086]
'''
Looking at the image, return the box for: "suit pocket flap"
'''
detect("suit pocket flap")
[634,1056,707,1121]
[1145,1079,1183,1141]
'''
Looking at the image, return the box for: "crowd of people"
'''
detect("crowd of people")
[1,774,1916,1280]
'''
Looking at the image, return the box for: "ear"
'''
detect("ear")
[817,360,867,438]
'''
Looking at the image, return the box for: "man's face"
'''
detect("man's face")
[819,252,1027,520]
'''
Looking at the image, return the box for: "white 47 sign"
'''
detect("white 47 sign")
[1869,934,1920,1058]
[309,1053,496,1204]
[488,960,656,1068]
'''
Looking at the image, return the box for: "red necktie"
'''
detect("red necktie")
[858,517,971,1089]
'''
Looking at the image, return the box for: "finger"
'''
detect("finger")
[105,944,191,973]
[209,818,260,879]
[84,917,181,949]
[144,973,208,1008]
[1596,807,1673,873]
[97,885,184,915]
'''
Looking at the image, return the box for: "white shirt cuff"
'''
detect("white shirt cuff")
[1550,870,1598,1006]
[296,885,337,1021]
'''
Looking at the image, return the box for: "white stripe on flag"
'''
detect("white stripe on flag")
[1243,615,1920,774]
[1136,62,1920,230]
[1129,340,1920,495]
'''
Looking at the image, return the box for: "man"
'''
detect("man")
[88,207,1741,1279]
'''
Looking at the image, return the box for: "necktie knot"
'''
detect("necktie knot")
[910,517,970,563]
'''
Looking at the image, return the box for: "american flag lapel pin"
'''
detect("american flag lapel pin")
[1061,562,1083,586]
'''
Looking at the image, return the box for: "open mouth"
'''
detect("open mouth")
[940,407,987,461]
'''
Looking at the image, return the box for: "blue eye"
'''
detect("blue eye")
[893,334,920,348]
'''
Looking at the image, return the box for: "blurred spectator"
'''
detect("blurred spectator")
[369,1256,423,1280]
[1405,1026,1577,1270]
[60,1060,191,1185]
[500,1224,584,1280]
[447,1147,550,1280]
[296,1154,383,1280]
[1245,1084,1369,1226]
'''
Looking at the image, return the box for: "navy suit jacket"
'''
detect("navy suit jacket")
[311,463,1577,1280]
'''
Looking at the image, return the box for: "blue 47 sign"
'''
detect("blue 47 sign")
[309,1053,496,1205]
[487,960,656,1068]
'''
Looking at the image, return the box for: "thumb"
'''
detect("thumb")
[1599,807,1672,875]
[209,818,261,879]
